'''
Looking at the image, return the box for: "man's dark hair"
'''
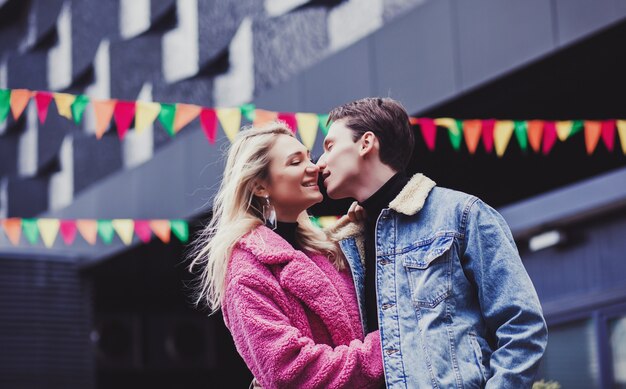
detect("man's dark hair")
[327,97,415,172]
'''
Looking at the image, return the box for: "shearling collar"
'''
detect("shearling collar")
[325,173,436,242]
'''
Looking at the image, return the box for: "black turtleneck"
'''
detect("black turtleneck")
[359,172,409,332]
[274,221,301,251]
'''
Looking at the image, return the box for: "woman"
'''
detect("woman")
[189,122,383,388]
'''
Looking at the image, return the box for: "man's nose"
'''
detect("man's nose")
[316,153,327,169]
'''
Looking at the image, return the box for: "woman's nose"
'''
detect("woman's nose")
[306,161,320,173]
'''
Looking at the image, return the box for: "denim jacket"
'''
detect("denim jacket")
[326,174,548,388]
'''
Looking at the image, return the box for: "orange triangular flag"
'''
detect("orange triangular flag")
[253,109,278,127]
[92,99,117,139]
[617,120,626,155]
[526,120,543,152]
[462,120,482,154]
[2,218,22,245]
[173,103,202,133]
[10,89,33,120]
[150,220,171,243]
[76,219,98,245]
[584,120,602,155]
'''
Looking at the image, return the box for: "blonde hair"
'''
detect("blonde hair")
[189,121,345,313]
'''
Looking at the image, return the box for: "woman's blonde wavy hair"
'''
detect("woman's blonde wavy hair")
[189,121,345,313]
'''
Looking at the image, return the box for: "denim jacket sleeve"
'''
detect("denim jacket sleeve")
[462,198,548,388]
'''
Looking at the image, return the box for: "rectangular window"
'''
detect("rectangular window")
[610,316,626,388]
[537,319,599,388]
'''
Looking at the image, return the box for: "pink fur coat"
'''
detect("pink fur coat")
[222,225,383,389]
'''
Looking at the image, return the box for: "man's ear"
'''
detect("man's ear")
[359,131,377,157]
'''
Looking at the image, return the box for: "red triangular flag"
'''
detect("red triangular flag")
[35,92,54,124]
[277,112,298,134]
[542,121,557,155]
[59,220,77,245]
[481,119,496,153]
[200,108,218,144]
[601,120,616,152]
[418,118,437,150]
[113,101,136,140]
[134,220,152,243]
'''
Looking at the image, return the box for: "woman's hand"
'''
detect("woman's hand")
[347,201,366,223]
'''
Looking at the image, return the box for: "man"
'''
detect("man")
[317,97,547,388]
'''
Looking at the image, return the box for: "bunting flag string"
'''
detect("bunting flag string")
[1,87,625,155]
[0,218,189,247]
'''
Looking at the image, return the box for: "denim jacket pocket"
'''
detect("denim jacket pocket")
[401,235,454,308]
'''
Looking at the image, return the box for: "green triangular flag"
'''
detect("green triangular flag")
[240,103,256,122]
[318,114,331,135]
[447,119,463,151]
[170,220,189,243]
[0,89,10,124]
[514,121,528,151]
[158,103,176,137]
[71,94,90,125]
[571,120,583,136]
[309,216,321,229]
[97,220,115,245]
[22,218,39,245]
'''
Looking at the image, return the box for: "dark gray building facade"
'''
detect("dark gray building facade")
[1,0,626,388]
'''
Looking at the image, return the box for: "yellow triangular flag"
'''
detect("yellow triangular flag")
[556,120,573,141]
[434,118,460,135]
[53,92,77,120]
[135,101,161,133]
[37,218,60,248]
[617,120,626,155]
[295,113,319,150]
[216,107,242,142]
[494,120,515,157]
[112,219,135,246]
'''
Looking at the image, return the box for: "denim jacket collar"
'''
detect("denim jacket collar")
[325,173,437,242]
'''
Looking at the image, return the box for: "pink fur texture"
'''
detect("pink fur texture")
[222,226,383,389]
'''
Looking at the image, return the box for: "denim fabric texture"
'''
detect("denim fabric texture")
[329,174,548,389]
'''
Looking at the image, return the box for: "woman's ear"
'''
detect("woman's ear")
[252,181,268,198]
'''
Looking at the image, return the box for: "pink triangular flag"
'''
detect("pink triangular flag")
[418,118,437,150]
[601,120,616,152]
[200,108,218,144]
[481,119,496,153]
[277,112,298,134]
[59,220,77,245]
[134,220,152,243]
[113,101,136,140]
[542,121,557,155]
[35,92,54,124]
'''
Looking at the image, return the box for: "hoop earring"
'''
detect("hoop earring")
[262,195,277,230]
